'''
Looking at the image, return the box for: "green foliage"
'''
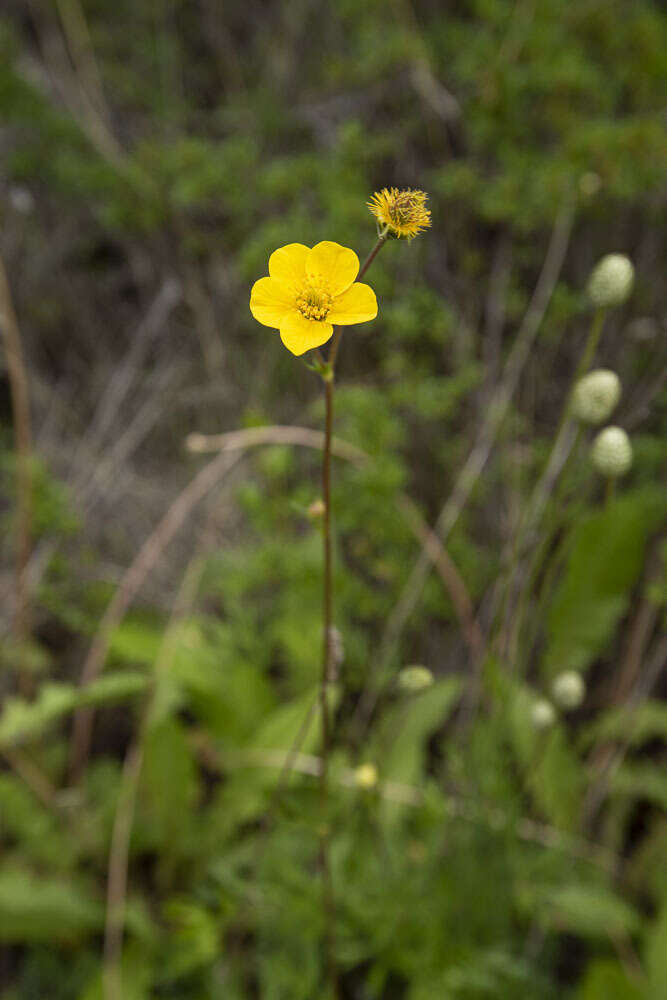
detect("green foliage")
[0,0,665,997]
[544,488,664,676]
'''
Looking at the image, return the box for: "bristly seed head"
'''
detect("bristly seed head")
[368,187,431,240]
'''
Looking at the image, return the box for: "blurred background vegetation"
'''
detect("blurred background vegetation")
[0,0,666,997]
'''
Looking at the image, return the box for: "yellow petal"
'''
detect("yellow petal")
[279,311,333,356]
[306,241,359,296]
[269,244,309,284]
[328,282,378,326]
[250,277,294,328]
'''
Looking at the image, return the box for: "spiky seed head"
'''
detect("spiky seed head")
[552,671,586,710]
[591,426,633,478]
[571,369,621,425]
[587,254,634,308]
[531,698,556,730]
[398,665,434,693]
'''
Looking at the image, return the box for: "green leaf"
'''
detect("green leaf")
[645,904,667,1000]
[0,867,102,942]
[576,960,644,1000]
[0,673,148,747]
[136,718,198,857]
[543,883,642,939]
[543,489,664,676]
[371,677,462,786]
[156,900,219,984]
[584,701,667,749]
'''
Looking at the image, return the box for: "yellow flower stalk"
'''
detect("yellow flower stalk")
[367,187,431,240]
[249,241,378,356]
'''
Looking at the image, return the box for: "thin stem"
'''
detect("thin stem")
[605,477,616,507]
[552,307,606,445]
[0,252,34,696]
[315,230,387,996]
[328,232,387,370]
[319,376,337,998]
[497,305,607,662]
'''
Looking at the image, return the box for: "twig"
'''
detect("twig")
[68,448,244,781]
[73,278,181,473]
[186,424,367,465]
[0,252,34,695]
[1,745,57,809]
[396,496,484,662]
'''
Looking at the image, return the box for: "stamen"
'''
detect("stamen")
[296,280,332,321]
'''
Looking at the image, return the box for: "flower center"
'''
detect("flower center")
[391,192,420,226]
[296,280,332,321]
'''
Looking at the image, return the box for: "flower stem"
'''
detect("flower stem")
[0,252,34,696]
[605,477,616,507]
[319,373,337,999]
[328,233,387,370]
[316,231,387,996]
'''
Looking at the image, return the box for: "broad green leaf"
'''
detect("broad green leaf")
[109,620,162,666]
[611,762,667,812]
[0,673,148,747]
[543,883,642,939]
[645,904,667,1000]
[372,677,463,786]
[543,489,664,676]
[583,701,667,749]
[576,959,644,1000]
[0,867,102,942]
[156,900,219,984]
[136,718,198,857]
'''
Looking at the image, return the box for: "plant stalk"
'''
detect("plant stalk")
[319,373,337,998]
[317,231,387,996]
[0,253,34,696]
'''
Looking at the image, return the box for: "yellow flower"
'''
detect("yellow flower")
[368,187,431,240]
[249,241,378,356]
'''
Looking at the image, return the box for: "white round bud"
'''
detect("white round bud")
[354,763,378,789]
[578,172,601,197]
[587,254,634,308]
[571,369,621,425]
[398,665,434,693]
[591,426,633,478]
[552,671,585,710]
[531,699,556,730]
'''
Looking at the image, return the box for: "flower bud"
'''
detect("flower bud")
[587,254,634,308]
[578,172,601,198]
[552,671,585,710]
[591,426,633,478]
[398,665,434,693]
[571,369,621,425]
[307,498,326,520]
[354,763,378,789]
[531,698,556,730]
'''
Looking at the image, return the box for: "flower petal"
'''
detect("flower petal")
[279,311,333,356]
[250,276,294,328]
[306,241,359,296]
[328,282,378,326]
[269,244,310,284]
